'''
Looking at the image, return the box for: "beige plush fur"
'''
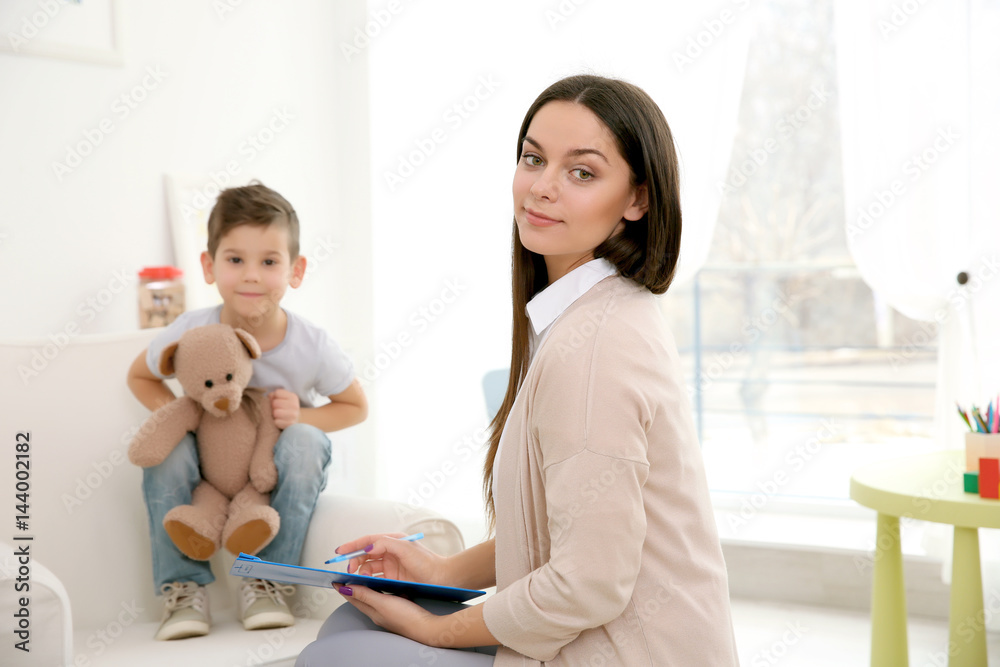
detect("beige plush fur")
[128,324,281,560]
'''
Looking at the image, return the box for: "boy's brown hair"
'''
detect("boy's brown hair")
[206,182,300,259]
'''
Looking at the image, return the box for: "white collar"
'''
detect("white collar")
[526,258,618,336]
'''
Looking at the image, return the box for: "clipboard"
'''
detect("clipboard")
[229,553,486,603]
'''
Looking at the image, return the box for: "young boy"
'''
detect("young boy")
[127,183,368,641]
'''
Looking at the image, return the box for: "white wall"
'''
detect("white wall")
[0,0,376,494]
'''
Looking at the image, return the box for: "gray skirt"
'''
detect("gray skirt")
[295,599,497,667]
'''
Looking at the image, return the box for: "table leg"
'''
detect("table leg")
[871,512,908,666]
[949,526,987,667]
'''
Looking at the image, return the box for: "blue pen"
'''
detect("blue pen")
[325,533,424,564]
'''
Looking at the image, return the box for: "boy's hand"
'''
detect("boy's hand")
[269,389,300,429]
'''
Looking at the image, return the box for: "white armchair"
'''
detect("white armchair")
[0,329,465,667]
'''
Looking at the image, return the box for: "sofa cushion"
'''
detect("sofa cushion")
[0,330,166,632]
[2,329,470,665]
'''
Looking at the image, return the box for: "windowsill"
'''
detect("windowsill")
[712,502,962,618]
[713,506,944,558]
[449,498,945,560]
[710,491,952,560]
[446,501,962,616]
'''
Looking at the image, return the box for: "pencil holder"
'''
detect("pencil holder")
[965,433,1000,472]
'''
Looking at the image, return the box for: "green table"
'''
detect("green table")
[851,450,1000,667]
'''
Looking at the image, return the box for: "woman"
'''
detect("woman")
[297,74,739,666]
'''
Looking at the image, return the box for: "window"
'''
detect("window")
[661,0,939,516]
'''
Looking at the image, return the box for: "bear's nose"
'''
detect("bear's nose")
[214,398,230,412]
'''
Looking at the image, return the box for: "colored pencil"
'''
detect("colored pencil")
[957,404,973,431]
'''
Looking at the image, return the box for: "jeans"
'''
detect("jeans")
[141,423,332,593]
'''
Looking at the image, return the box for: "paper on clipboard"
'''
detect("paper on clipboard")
[229,553,486,603]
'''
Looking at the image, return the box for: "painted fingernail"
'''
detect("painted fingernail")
[338,586,353,596]
[364,544,374,553]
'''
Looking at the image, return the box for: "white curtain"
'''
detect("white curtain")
[834,0,986,450]
[835,0,1000,623]
[669,9,755,286]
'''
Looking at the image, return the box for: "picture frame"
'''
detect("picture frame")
[0,0,124,67]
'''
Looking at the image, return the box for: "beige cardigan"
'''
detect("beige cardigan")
[482,276,740,666]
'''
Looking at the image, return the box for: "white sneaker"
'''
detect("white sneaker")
[155,581,210,640]
[238,578,295,630]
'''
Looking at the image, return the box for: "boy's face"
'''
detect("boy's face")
[200,223,306,326]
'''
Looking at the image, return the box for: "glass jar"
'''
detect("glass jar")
[138,266,185,328]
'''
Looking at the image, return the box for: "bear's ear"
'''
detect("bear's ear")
[159,341,180,377]
[233,328,262,360]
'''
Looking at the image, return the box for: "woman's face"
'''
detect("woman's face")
[513,101,647,283]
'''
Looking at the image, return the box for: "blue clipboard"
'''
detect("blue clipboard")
[229,553,486,603]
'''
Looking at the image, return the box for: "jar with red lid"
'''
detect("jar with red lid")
[138,266,185,328]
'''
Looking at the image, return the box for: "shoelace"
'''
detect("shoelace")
[241,578,295,608]
[159,581,206,618]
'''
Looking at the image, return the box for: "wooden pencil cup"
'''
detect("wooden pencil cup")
[966,432,1000,472]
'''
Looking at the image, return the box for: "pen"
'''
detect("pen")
[325,532,424,564]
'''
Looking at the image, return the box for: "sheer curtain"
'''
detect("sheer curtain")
[669,9,755,286]
[835,0,1000,623]
[834,0,977,449]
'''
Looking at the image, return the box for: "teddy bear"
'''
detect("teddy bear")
[128,323,281,561]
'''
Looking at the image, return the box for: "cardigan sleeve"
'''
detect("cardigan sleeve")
[482,306,658,661]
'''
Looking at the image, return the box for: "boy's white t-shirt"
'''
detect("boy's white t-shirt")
[146,306,355,408]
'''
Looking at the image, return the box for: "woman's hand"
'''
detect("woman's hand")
[334,533,450,586]
[338,586,499,648]
[337,585,498,649]
[337,584,439,643]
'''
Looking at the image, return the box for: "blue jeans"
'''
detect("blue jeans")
[142,423,332,593]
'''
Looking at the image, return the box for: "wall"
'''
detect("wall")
[0,0,376,494]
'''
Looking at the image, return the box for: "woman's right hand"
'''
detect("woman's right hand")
[334,533,450,586]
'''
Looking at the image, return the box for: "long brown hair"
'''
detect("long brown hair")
[482,75,683,529]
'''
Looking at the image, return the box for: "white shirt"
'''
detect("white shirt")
[525,257,619,359]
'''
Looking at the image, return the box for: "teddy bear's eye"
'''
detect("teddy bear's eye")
[205,380,214,388]
[226,373,233,382]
